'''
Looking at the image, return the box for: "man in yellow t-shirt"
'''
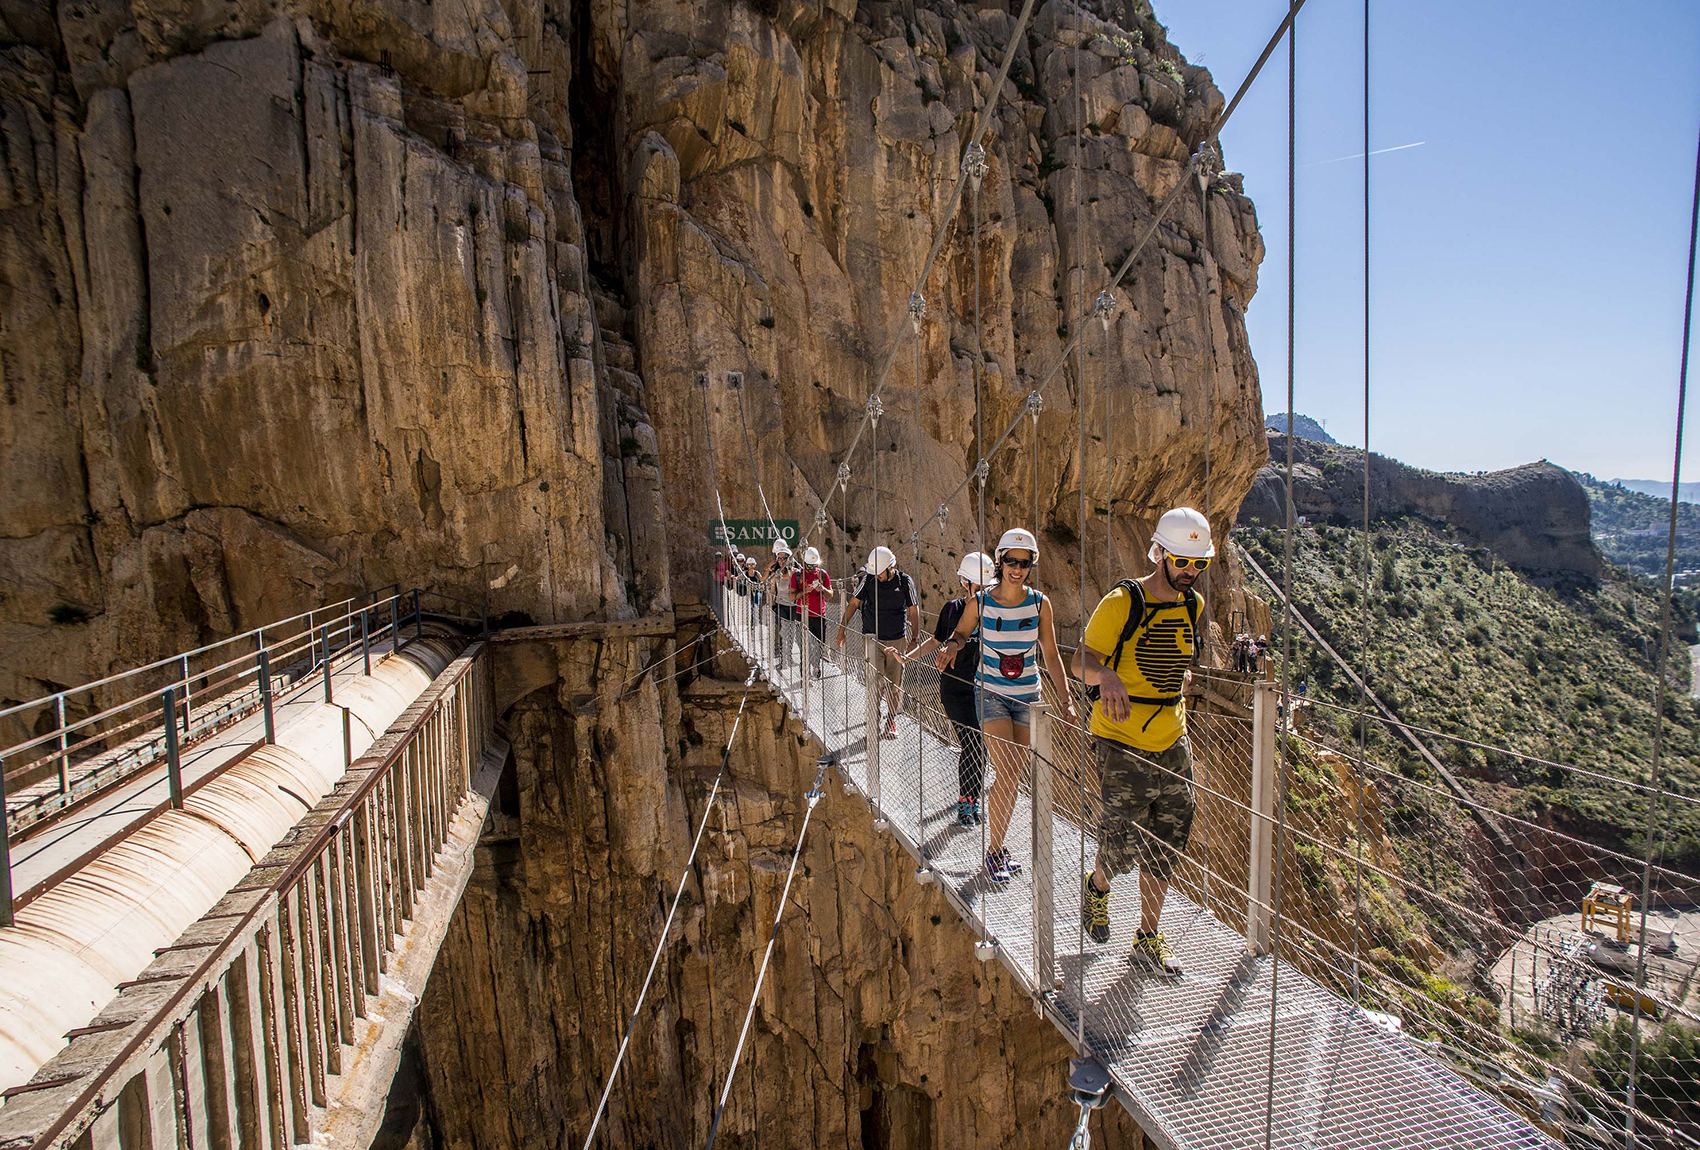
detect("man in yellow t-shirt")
[1078,507,1213,977]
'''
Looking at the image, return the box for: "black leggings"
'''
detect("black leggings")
[939,688,984,799]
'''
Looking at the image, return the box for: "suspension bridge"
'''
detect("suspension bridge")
[2,0,1696,1145]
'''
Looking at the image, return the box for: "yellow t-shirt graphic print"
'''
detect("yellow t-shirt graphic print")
[1083,585,1199,753]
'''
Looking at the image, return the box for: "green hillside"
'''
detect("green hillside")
[1238,518,1700,871]
[1576,472,1700,588]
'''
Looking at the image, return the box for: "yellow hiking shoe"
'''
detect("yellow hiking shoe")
[1127,929,1182,977]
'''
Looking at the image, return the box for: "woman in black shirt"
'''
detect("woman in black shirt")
[904,553,995,827]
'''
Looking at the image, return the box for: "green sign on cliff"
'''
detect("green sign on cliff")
[711,519,799,548]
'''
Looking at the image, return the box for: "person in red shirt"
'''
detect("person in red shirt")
[790,546,833,676]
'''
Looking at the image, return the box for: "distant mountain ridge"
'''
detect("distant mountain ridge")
[1265,412,1337,444]
[1239,433,1599,575]
[1605,477,1700,505]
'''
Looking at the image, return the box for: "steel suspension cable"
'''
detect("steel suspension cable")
[734,376,781,542]
[1350,0,1372,1006]
[905,0,1310,552]
[703,760,828,1150]
[581,669,758,1150]
[1264,6,1299,1145]
[1073,0,1088,622]
[1626,115,1700,1150]
[801,0,1040,550]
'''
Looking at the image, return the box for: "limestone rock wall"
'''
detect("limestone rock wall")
[0,1,655,727]
[619,0,1268,631]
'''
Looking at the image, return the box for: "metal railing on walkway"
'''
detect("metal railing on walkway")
[709,570,1563,1149]
[0,588,490,926]
[0,644,499,1150]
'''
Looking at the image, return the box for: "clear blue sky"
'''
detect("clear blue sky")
[1158,0,1700,482]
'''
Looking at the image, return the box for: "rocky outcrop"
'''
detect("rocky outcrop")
[1240,433,1601,576]
[0,6,669,728]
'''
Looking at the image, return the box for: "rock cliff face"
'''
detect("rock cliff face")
[2,0,1267,1144]
[1240,433,1601,577]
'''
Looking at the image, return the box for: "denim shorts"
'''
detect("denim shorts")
[976,687,1032,727]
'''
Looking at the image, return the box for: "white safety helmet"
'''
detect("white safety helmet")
[957,552,996,586]
[773,538,792,556]
[1148,506,1214,562]
[866,545,898,575]
[994,527,1039,560]
[802,546,822,566]
[746,555,758,568]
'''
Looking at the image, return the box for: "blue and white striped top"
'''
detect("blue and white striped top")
[977,588,1043,701]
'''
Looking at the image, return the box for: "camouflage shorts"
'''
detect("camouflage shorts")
[1093,735,1195,882]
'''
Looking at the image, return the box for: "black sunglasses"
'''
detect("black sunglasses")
[1002,556,1034,569]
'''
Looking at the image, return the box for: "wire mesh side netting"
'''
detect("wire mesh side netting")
[706,577,1608,1147]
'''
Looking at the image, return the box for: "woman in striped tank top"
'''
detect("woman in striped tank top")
[934,528,1076,883]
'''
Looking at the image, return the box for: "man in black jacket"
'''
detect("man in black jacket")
[835,546,919,740]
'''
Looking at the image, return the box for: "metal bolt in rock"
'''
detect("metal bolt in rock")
[962,142,988,189]
[907,292,927,335]
[1094,289,1117,331]
[727,370,744,389]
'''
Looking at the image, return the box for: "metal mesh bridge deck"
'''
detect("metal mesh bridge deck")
[712,586,1556,1150]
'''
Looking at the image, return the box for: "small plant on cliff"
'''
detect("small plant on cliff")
[1156,58,1185,91]
[1106,31,1142,65]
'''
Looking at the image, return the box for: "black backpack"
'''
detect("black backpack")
[1084,579,1200,705]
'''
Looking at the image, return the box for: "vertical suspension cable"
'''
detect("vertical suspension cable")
[968,144,993,911]
[1073,0,1088,622]
[1626,117,1700,1150]
[1194,153,1215,904]
[1265,8,1299,1146]
[1100,292,1114,578]
[1350,0,1372,1006]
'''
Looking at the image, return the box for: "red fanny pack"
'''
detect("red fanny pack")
[999,652,1024,680]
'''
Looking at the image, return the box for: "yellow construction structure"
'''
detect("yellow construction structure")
[1582,882,1635,944]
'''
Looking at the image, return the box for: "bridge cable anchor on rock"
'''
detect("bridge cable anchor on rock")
[974,937,998,961]
[1093,289,1116,332]
[962,141,988,189]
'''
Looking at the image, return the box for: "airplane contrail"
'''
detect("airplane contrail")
[1310,140,1427,167]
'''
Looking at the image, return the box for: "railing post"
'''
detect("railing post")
[55,694,69,794]
[1029,700,1056,991]
[412,589,422,640]
[0,756,13,927]
[162,688,184,809]
[180,654,192,731]
[1247,680,1278,955]
[322,626,334,704]
[391,595,400,646]
[360,609,371,675]
[258,646,276,744]
[865,636,883,821]
[342,707,352,770]
[800,603,811,721]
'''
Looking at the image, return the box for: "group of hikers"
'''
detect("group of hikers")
[1230,631,1268,674]
[715,506,1219,978]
